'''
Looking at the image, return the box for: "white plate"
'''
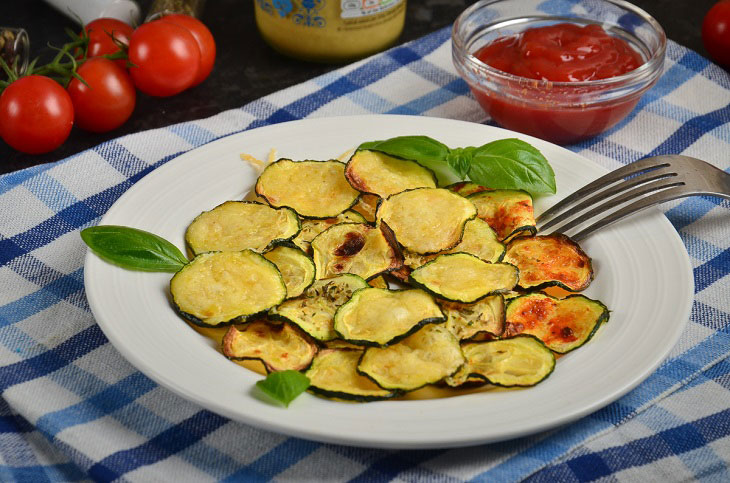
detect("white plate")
[84,115,693,449]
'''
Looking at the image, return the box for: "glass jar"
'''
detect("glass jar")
[254,0,407,63]
[0,27,29,79]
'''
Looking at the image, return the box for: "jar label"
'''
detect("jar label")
[340,0,403,19]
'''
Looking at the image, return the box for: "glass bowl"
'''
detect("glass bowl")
[452,0,666,144]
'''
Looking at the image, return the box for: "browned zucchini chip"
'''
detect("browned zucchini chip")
[409,253,518,303]
[171,251,286,327]
[368,275,389,289]
[503,234,594,292]
[255,159,359,218]
[311,223,402,281]
[270,274,369,341]
[446,181,491,197]
[185,201,300,256]
[440,295,505,340]
[222,319,316,372]
[456,336,555,387]
[505,293,609,353]
[404,218,505,270]
[263,245,316,298]
[292,210,366,253]
[377,188,477,254]
[358,324,464,391]
[305,349,396,401]
[345,149,437,197]
[351,193,379,223]
[468,190,536,242]
[334,288,445,346]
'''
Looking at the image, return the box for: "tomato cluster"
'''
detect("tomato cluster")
[0,15,216,155]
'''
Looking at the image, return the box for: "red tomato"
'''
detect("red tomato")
[67,58,136,133]
[703,1,730,66]
[160,14,215,86]
[83,18,133,69]
[127,21,201,97]
[0,76,73,154]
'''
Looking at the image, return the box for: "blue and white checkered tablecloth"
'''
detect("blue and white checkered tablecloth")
[1,22,729,481]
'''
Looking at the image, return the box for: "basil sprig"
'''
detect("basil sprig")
[255,370,311,407]
[81,225,188,272]
[358,135,556,195]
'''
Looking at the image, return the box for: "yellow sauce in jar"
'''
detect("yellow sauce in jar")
[254,0,406,63]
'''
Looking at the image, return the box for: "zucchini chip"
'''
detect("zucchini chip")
[171,251,286,327]
[334,288,445,346]
[263,245,316,298]
[255,159,360,218]
[446,181,490,197]
[377,188,477,254]
[468,190,536,242]
[351,193,380,222]
[292,210,366,253]
[404,218,505,270]
[505,293,609,353]
[368,275,389,289]
[306,349,396,401]
[440,295,505,340]
[358,324,464,392]
[457,336,555,387]
[185,201,300,255]
[409,253,518,303]
[270,274,369,341]
[222,319,317,372]
[311,223,402,281]
[345,149,437,197]
[503,234,593,292]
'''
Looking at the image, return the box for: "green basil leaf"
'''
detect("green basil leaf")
[255,370,310,407]
[81,225,188,272]
[468,138,556,194]
[445,147,475,179]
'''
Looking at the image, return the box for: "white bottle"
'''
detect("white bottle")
[44,0,141,26]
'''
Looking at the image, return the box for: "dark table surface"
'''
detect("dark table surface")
[1,0,722,174]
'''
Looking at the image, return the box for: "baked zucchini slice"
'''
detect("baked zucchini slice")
[377,188,477,254]
[368,275,389,289]
[446,181,490,197]
[440,295,505,340]
[452,336,555,387]
[404,218,505,270]
[468,190,536,242]
[503,234,593,292]
[409,253,518,303]
[334,288,445,346]
[170,251,286,327]
[270,274,369,341]
[263,245,316,298]
[291,210,366,253]
[311,222,402,281]
[351,193,380,222]
[222,319,317,372]
[345,149,437,197]
[505,293,609,353]
[185,201,300,255]
[305,349,396,401]
[255,159,360,218]
[358,324,464,392]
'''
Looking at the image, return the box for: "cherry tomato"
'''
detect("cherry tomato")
[83,18,134,69]
[67,58,136,133]
[0,76,73,154]
[160,14,215,86]
[127,21,201,97]
[702,0,730,67]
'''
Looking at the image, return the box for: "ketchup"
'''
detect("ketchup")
[470,23,646,144]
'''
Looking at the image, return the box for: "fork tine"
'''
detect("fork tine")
[536,157,671,224]
[537,166,678,232]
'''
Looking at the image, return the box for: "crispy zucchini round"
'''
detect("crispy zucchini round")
[409,253,518,303]
[377,188,477,254]
[185,201,300,256]
[503,234,593,292]
[170,250,286,327]
[263,245,316,298]
[305,349,397,401]
[351,193,380,223]
[440,295,505,340]
[334,288,445,346]
[446,181,491,197]
[291,210,366,253]
[468,189,536,242]
[345,149,437,197]
[255,159,360,218]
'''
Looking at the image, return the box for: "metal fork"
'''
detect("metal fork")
[536,155,730,241]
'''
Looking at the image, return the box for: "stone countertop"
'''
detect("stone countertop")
[1,0,721,174]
